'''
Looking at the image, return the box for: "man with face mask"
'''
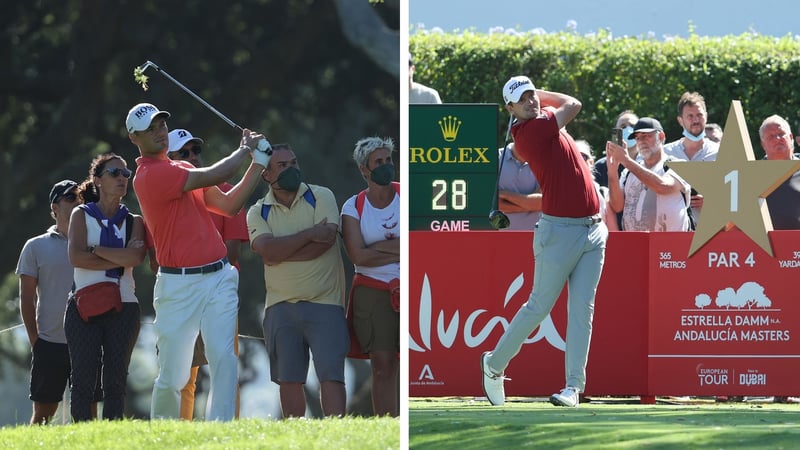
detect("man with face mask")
[594,110,639,188]
[663,92,719,223]
[594,111,639,230]
[246,144,348,418]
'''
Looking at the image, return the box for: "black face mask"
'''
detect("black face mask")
[275,166,302,191]
[370,163,395,186]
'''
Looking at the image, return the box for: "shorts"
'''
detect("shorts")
[263,301,349,384]
[191,334,208,367]
[352,285,400,353]
[30,338,70,403]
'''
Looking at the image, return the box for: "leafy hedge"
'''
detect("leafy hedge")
[410,30,800,158]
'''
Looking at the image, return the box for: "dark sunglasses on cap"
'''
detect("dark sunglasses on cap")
[103,167,132,178]
[59,192,78,203]
[177,145,202,159]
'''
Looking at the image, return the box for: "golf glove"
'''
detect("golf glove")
[252,138,272,167]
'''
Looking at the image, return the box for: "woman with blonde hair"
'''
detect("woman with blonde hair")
[341,136,400,417]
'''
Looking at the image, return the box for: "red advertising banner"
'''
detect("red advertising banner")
[409,230,800,398]
[647,230,800,396]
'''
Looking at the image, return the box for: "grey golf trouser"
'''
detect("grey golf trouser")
[488,214,607,392]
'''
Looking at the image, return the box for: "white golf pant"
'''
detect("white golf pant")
[488,214,607,391]
[150,263,239,421]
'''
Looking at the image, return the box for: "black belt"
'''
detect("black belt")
[542,214,603,226]
[585,216,603,225]
[160,257,228,275]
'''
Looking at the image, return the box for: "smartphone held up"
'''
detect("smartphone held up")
[611,127,623,146]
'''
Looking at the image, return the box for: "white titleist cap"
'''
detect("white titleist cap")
[502,76,536,104]
[126,103,170,133]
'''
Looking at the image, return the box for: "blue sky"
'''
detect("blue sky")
[410,0,799,39]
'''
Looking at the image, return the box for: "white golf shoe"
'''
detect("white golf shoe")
[550,386,580,407]
[480,351,506,406]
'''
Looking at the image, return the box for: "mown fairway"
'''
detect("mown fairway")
[409,397,800,449]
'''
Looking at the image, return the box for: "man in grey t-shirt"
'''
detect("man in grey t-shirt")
[16,180,80,424]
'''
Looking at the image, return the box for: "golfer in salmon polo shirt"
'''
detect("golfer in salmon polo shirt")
[126,102,270,421]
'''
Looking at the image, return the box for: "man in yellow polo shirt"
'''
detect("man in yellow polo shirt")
[246,144,348,418]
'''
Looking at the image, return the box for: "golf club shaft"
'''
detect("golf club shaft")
[139,61,243,131]
[492,115,515,209]
[504,115,513,144]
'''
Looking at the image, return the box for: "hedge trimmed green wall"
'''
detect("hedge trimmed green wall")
[410,31,800,158]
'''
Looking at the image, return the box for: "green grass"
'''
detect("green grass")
[0,417,399,449]
[409,397,800,449]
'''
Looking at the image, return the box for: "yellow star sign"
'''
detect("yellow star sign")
[669,101,800,257]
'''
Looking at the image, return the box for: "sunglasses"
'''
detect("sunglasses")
[177,145,202,159]
[59,192,78,203]
[103,167,132,178]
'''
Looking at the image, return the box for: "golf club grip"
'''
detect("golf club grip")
[257,139,272,153]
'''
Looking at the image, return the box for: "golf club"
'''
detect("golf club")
[137,60,272,155]
[488,115,513,230]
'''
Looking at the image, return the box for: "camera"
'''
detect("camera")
[611,128,623,146]
[489,209,510,230]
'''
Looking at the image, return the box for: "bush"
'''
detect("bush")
[411,30,800,158]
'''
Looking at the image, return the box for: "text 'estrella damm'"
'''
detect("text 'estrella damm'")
[409,147,490,163]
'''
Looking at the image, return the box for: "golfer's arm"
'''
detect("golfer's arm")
[537,90,581,128]
[184,146,250,192]
[205,163,263,217]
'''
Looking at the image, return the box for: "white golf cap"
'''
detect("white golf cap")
[502,76,536,104]
[167,129,204,152]
[126,103,170,133]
